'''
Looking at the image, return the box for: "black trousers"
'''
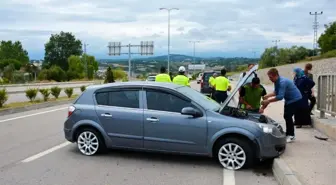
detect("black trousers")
[215,91,228,104]
[308,95,316,113]
[284,100,301,136]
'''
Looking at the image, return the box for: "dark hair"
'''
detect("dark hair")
[248,63,254,67]
[305,63,312,70]
[267,68,279,76]
[252,77,260,85]
[220,68,227,76]
[160,66,166,73]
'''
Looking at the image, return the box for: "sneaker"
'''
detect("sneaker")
[286,136,295,143]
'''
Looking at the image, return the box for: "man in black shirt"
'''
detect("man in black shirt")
[304,63,316,114]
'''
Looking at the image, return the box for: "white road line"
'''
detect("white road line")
[21,141,71,163]
[223,169,235,185]
[0,107,67,123]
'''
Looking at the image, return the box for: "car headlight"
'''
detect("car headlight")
[258,123,273,134]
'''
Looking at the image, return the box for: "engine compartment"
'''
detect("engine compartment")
[221,106,271,124]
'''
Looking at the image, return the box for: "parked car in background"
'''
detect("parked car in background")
[196,73,203,84]
[146,76,156,81]
[64,65,286,170]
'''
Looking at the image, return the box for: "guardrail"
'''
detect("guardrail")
[317,74,336,118]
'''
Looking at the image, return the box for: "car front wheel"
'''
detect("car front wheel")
[215,137,254,170]
[76,128,105,156]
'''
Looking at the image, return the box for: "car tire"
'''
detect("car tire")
[214,137,254,170]
[76,128,106,156]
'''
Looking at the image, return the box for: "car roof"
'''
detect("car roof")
[87,81,182,91]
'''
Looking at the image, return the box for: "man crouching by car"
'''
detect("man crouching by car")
[239,77,267,112]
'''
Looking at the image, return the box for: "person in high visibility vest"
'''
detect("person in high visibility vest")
[155,66,172,82]
[209,72,217,99]
[173,66,190,86]
[213,68,231,104]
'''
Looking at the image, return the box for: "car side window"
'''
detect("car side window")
[96,90,139,108]
[146,90,193,113]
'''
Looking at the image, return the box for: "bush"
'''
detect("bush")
[39,88,51,101]
[64,87,73,98]
[50,86,61,99]
[122,76,129,82]
[25,88,38,102]
[80,85,86,92]
[0,89,8,108]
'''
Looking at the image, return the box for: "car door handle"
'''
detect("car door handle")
[101,113,112,117]
[146,117,159,122]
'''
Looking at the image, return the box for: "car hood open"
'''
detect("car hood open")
[219,64,259,113]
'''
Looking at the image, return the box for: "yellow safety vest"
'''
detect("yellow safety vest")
[155,73,171,82]
[173,75,190,86]
[209,76,215,87]
[214,76,230,91]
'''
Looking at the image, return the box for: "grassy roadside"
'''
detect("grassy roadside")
[0,94,79,110]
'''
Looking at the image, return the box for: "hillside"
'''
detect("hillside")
[255,57,336,85]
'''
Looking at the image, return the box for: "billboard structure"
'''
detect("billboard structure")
[108,41,154,79]
[188,64,206,70]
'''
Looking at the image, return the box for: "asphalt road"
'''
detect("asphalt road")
[0,81,278,185]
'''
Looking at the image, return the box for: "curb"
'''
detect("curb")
[272,157,302,185]
[0,99,75,116]
[312,116,336,140]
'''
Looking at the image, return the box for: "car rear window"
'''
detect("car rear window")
[203,73,213,82]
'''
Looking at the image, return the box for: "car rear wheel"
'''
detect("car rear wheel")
[76,128,105,156]
[215,137,254,170]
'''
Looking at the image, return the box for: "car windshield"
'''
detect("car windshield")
[176,86,221,111]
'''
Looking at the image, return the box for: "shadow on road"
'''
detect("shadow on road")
[67,145,274,172]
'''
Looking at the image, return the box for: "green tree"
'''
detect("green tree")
[44,31,82,70]
[83,54,99,79]
[318,21,336,53]
[0,40,29,65]
[67,55,84,80]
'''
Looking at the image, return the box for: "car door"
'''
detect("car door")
[95,88,143,149]
[143,88,208,154]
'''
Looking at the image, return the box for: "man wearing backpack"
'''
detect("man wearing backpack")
[238,63,257,85]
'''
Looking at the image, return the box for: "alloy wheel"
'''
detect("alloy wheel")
[218,143,246,170]
[77,131,99,156]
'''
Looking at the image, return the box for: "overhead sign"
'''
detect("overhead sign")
[108,42,121,56]
[188,64,205,70]
[140,41,154,55]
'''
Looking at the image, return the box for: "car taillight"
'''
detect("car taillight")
[200,79,204,88]
[68,105,76,117]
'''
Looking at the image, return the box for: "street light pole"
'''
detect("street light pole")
[160,7,179,73]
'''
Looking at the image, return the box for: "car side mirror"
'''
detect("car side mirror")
[181,107,202,117]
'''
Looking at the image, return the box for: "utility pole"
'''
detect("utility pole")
[309,11,323,56]
[108,41,154,79]
[189,41,200,63]
[252,51,257,58]
[160,7,179,73]
[272,40,280,47]
[83,43,89,79]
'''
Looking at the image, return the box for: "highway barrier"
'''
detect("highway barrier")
[317,74,336,118]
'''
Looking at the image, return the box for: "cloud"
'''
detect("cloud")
[0,0,335,59]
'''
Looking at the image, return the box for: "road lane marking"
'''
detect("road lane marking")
[21,141,71,163]
[223,169,235,185]
[0,107,67,123]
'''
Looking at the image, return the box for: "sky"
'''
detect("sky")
[0,0,335,60]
